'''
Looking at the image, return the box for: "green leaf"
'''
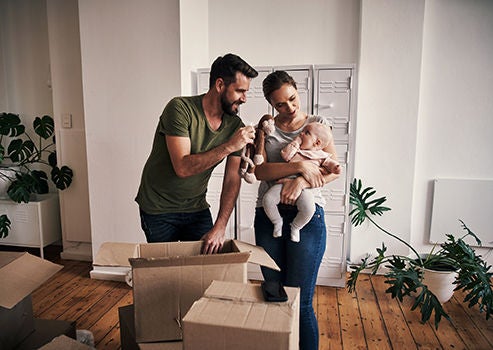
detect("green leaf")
[349,179,391,227]
[7,171,48,202]
[33,115,55,139]
[0,113,25,137]
[7,139,35,163]
[51,166,73,190]
[48,151,57,167]
[0,214,11,238]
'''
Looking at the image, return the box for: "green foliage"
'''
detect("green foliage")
[0,112,74,236]
[347,179,493,329]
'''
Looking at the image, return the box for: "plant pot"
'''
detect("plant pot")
[421,267,458,303]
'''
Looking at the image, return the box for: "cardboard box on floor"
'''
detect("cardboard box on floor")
[182,280,300,350]
[0,252,63,349]
[38,335,93,350]
[129,239,279,343]
[119,304,183,350]
[91,242,139,282]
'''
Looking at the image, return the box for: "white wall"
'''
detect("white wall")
[351,0,493,265]
[179,0,209,95]
[78,0,181,256]
[0,0,52,119]
[411,0,493,259]
[47,0,92,259]
[350,0,425,261]
[207,0,360,67]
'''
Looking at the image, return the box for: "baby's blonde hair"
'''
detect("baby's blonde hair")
[306,122,332,148]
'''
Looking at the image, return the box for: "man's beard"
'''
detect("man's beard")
[220,93,240,115]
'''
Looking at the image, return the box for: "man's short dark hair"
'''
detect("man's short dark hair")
[209,53,258,88]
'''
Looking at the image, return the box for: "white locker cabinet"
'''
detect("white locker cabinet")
[314,65,355,286]
[196,65,356,287]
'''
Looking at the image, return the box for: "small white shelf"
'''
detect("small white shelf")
[0,193,61,259]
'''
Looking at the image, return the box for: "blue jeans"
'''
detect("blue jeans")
[255,204,326,350]
[139,208,213,242]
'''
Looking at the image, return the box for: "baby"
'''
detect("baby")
[262,122,341,242]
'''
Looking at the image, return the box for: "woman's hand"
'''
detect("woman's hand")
[297,161,325,188]
[278,177,307,205]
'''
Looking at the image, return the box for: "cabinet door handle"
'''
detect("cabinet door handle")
[317,103,335,109]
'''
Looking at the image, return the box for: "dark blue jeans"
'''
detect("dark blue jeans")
[139,208,213,242]
[255,204,326,350]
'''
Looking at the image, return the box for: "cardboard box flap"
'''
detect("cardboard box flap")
[183,281,299,333]
[203,280,298,308]
[138,241,202,258]
[232,240,280,271]
[203,280,264,303]
[93,242,138,267]
[0,252,63,309]
[130,251,250,269]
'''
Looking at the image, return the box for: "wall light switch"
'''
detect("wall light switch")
[62,113,72,128]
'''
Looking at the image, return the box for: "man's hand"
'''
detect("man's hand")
[226,125,255,152]
[201,227,226,254]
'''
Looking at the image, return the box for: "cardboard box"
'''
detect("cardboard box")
[119,304,183,350]
[129,240,279,343]
[38,335,93,350]
[0,252,63,349]
[182,280,300,350]
[91,242,139,282]
[16,318,77,350]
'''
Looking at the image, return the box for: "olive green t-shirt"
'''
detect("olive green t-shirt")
[135,94,244,214]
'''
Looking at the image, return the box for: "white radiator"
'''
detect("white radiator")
[430,179,493,248]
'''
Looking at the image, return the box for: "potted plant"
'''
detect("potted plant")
[347,178,492,328]
[0,112,73,238]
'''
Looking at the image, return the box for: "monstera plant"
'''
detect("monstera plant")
[347,179,492,329]
[0,112,73,238]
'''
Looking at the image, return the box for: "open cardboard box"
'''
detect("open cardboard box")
[182,280,300,350]
[0,252,63,349]
[129,239,279,343]
[119,304,183,350]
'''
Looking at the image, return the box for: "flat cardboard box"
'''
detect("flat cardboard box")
[0,252,63,349]
[91,242,139,282]
[130,239,279,343]
[182,280,300,350]
[119,304,183,350]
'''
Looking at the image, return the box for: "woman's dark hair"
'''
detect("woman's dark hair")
[209,54,258,88]
[262,71,297,103]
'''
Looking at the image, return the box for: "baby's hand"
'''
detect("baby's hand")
[322,158,341,174]
[280,141,300,162]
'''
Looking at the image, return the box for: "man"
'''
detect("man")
[135,53,258,254]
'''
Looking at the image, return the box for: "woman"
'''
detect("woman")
[254,70,340,350]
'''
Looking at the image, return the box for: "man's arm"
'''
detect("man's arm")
[201,155,242,254]
[166,126,255,178]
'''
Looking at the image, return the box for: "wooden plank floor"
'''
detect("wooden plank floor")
[6,245,492,350]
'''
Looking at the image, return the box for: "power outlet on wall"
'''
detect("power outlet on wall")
[62,113,72,128]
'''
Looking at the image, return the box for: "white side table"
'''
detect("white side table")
[0,194,61,259]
